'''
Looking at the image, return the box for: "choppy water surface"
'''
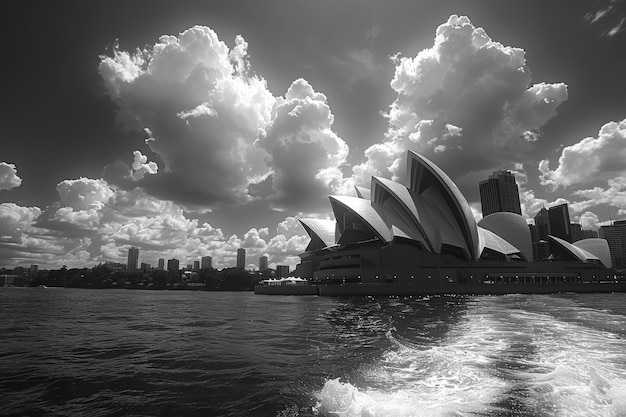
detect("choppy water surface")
[2,288,626,416]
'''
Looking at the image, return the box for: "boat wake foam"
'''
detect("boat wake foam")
[313,295,626,416]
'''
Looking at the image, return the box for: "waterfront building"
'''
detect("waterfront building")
[534,207,550,241]
[599,220,626,270]
[127,247,139,272]
[532,240,550,261]
[237,248,246,269]
[193,260,200,271]
[291,150,618,296]
[259,256,268,271]
[479,170,522,217]
[570,224,597,242]
[530,207,551,261]
[167,258,180,273]
[582,229,599,239]
[570,223,582,242]
[104,261,125,272]
[276,265,290,279]
[201,255,212,270]
[140,262,150,273]
[548,203,571,242]
[158,258,165,270]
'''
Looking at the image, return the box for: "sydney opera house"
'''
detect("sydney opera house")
[291,150,625,296]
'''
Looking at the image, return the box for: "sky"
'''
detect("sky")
[2,0,625,271]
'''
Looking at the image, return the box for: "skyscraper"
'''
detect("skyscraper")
[259,255,268,271]
[599,220,626,269]
[201,255,212,270]
[158,258,165,270]
[548,203,571,242]
[127,247,139,272]
[167,258,180,273]
[570,223,597,242]
[533,207,550,240]
[276,265,290,279]
[479,170,522,217]
[237,248,246,269]
[193,260,200,271]
[531,207,550,261]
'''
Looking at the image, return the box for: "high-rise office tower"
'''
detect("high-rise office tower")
[569,223,597,242]
[599,220,626,269]
[570,223,583,242]
[237,248,246,269]
[533,207,550,240]
[259,255,268,271]
[548,203,571,242]
[167,258,180,273]
[276,265,290,280]
[479,170,522,217]
[127,247,139,272]
[158,258,165,270]
[201,255,212,270]
[531,207,550,261]
[193,260,200,271]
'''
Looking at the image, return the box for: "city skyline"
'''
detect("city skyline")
[1,1,625,270]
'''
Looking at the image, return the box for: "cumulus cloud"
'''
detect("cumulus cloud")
[535,118,626,229]
[57,178,114,211]
[256,78,349,210]
[351,15,568,197]
[539,119,626,189]
[578,211,602,230]
[1,171,308,270]
[0,203,41,241]
[0,202,86,268]
[100,26,276,208]
[100,26,350,214]
[131,151,158,181]
[0,162,22,191]
[569,176,626,215]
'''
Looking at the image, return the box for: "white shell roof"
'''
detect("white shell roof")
[478,212,532,261]
[354,186,371,200]
[549,235,601,263]
[329,195,393,243]
[372,176,434,251]
[407,150,480,260]
[420,186,469,254]
[307,151,600,267]
[478,227,521,256]
[573,238,612,268]
[299,218,336,249]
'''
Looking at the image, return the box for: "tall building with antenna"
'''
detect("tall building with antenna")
[479,170,522,217]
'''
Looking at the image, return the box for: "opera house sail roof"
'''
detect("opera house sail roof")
[291,150,622,296]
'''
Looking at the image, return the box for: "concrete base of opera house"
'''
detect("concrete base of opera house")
[314,281,626,296]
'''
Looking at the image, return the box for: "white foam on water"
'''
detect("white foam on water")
[314,307,513,416]
[314,296,626,416]
[513,307,626,417]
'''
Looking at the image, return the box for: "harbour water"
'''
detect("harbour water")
[2,287,626,416]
